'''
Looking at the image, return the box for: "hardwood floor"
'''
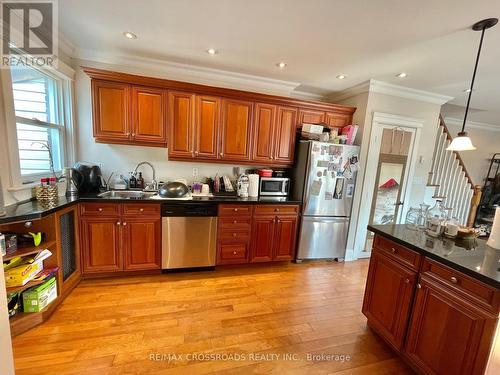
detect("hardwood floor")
[12,260,413,374]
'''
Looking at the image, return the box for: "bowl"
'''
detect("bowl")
[158,182,189,198]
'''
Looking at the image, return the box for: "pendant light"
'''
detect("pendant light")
[447,18,498,151]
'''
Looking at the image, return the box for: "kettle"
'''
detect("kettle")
[63,168,82,197]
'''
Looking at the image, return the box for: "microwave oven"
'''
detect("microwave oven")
[259,177,290,196]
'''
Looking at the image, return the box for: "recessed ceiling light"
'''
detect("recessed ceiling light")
[396,72,407,78]
[123,31,137,39]
[336,74,347,80]
[206,48,218,55]
[276,62,287,69]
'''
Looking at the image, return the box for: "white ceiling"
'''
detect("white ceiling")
[59,0,500,124]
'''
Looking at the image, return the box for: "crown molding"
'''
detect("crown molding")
[290,90,326,101]
[444,117,500,132]
[329,79,453,106]
[74,48,302,97]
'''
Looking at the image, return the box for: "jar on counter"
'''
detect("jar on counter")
[426,200,447,237]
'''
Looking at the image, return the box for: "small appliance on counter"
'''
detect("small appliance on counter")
[73,162,104,194]
[62,167,82,197]
[259,177,290,197]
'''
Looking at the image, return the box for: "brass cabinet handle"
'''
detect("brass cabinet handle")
[450,277,458,284]
[275,208,280,212]
[233,220,237,224]
[116,221,121,225]
[219,152,223,157]
[391,247,396,254]
[417,283,421,289]
[194,151,199,155]
[132,133,136,137]
[234,208,238,212]
[405,278,410,284]
[233,251,237,255]
[233,233,237,237]
[98,208,103,212]
[123,222,127,226]
[139,208,144,212]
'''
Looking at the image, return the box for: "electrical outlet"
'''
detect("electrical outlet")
[192,167,199,177]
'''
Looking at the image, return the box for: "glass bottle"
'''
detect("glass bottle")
[405,207,420,230]
[426,200,446,237]
[418,203,430,229]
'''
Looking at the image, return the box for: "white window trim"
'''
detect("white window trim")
[2,60,76,191]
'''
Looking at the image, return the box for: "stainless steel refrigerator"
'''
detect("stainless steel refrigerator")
[291,141,360,261]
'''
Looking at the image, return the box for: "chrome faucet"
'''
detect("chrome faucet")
[133,161,158,191]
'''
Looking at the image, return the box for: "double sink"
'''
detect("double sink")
[97,190,157,199]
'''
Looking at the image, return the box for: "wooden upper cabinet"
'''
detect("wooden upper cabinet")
[405,275,497,375]
[325,112,351,129]
[92,80,130,140]
[252,103,277,163]
[362,248,417,350]
[195,95,220,159]
[297,108,325,126]
[131,86,167,144]
[274,106,298,164]
[168,91,195,158]
[220,99,253,161]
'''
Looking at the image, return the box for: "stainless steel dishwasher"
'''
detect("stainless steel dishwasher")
[161,203,218,270]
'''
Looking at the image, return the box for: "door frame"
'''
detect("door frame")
[354,112,423,258]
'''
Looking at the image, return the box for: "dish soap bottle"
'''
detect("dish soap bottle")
[129,172,137,189]
[137,172,144,189]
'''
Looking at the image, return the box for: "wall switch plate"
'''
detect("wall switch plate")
[192,167,199,177]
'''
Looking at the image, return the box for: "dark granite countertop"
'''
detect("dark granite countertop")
[0,193,301,224]
[368,224,500,289]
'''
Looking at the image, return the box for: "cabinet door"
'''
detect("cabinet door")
[325,112,351,129]
[405,276,497,375]
[168,91,195,158]
[362,249,416,350]
[195,95,220,159]
[273,106,298,164]
[122,217,161,270]
[220,99,253,161]
[92,80,130,140]
[252,102,276,163]
[131,86,167,144]
[81,217,122,273]
[250,216,275,262]
[273,215,298,261]
[297,108,325,126]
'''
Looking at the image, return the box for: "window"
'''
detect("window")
[10,66,65,178]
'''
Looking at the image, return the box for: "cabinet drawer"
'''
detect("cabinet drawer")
[218,205,252,216]
[373,235,422,271]
[122,203,160,216]
[80,203,120,216]
[218,242,249,264]
[254,205,299,215]
[219,217,252,230]
[422,258,500,312]
[219,229,251,242]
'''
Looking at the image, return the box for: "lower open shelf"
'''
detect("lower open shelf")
[9,296,60,337]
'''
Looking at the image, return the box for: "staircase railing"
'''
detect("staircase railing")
[427,115,477,225]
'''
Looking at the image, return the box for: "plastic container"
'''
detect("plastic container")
[257,169,273,177]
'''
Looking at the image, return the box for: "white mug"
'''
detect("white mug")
[201,184,210,195]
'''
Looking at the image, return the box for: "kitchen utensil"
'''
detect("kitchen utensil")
[63,167,82,197]
[158,182,189,198]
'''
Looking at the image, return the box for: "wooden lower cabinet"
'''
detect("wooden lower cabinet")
[404,275,497,375]
[81,217,122,273]
[80,203,161,274]
[362,248,417,350]
[122,217,161,270]
[363,234,499,375]
[216,204,299,265]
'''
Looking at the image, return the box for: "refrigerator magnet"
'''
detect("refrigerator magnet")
[333,178,345,199]
[312,144,320,152]
[310,179,322,196]
[343,164,353,179]
[346,184,355,198]
[325,191,333,200]
[317,160,329,167]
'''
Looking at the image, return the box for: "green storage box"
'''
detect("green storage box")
[22,277,57,313]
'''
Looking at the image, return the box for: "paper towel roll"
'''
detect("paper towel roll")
[487,207,500,250]
[248,174,259,197]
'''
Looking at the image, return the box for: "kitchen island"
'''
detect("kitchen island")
[364,224,499,375]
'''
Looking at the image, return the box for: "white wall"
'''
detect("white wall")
[0,254,15,375]
[444,120,500,187]
[73,61,271,184]
[339,91,441,259]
